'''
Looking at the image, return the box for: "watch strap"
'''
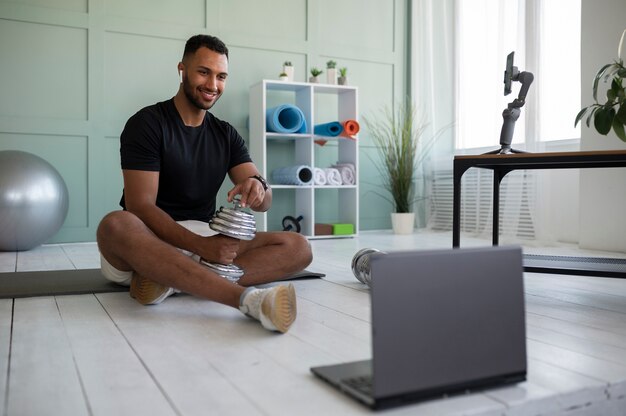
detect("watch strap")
[249,174,269,191]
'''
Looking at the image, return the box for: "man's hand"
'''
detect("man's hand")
[199,234,240,264]
[227,177,266,210]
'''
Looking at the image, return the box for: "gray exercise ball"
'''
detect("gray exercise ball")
[0,150,69,251]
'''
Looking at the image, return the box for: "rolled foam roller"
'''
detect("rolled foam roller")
[271,165,313,185]
[266,105,307,133]
[314,121,343,137]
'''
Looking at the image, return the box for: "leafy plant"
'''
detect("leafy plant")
[363,99,431,213]
[575,29,626,142]
[310,67,323,77]
[326,60,337,69]
[279,72,288,77]
[339,67,347,77]
[283,61,292,66]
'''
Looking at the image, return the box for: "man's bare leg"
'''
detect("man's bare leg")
[96,211,297,332]
[234,232,313,286]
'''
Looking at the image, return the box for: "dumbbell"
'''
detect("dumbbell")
[200,198,256,283]
[350,248,387,287]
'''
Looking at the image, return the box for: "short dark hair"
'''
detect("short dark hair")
[183,34,229,60]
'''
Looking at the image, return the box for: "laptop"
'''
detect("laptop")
[311,246,527,409]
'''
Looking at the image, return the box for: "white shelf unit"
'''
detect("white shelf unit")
[249,80,359,239]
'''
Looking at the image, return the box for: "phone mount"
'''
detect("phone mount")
[485,52,534,155]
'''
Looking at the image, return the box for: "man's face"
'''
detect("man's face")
[180,47,228,111]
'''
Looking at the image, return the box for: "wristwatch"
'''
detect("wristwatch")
[249,174,269,191]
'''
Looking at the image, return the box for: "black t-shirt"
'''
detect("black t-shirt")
[119,98,252,222]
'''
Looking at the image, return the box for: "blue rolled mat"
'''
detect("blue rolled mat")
[314,121,343,137]
[266,105,307,134]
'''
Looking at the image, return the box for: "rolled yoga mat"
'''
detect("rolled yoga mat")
[272,165,313,185]
[266,105,307,134]
[314,121,343,137]
[340,120,360,138]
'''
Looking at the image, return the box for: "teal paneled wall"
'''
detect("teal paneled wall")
[0,0,407,242]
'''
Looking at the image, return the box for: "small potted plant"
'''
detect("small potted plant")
[309,67,323,83]
[326,60,337,84]
[575,29,626,142]
[279,72,289,82]
[283,61,294,82]
[338,67,348,85]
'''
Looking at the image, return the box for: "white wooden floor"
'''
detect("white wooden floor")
[1,230,626,416]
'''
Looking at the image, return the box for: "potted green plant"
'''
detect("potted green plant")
[279,72,289,82]
[363,99,430,234]
[309,67,323,83]
[575,29,626,142]
[283,61,294,82]
[338,67,348,85]
[326,60,337,84]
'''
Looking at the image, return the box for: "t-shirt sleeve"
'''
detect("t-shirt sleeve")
[120,109,162,171]
[226,123,253,169]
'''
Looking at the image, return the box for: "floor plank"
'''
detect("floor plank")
[55,295,177,416]
[8,297,88,415]
[0,299,12,414]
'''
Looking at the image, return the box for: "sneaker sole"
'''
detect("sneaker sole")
[261,284,297,333]
[130,274,173,305]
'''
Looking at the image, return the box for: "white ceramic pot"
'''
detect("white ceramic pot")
[326,68,337,84]
[283,65,294,82]
[391,212,415,234]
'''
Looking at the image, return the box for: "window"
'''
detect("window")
[455,0,581,150]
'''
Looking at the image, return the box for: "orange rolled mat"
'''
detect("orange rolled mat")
[340,120,360,139]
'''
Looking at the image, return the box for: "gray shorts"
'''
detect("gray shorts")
[100,220,218,286]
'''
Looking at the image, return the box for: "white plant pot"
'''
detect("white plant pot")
[283,66,294,82]
[309,76,319,83]
[391,212,415,235]
[326,68,337,84]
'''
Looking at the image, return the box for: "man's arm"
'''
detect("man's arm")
[123,169,239,264]
[227,162,272,212]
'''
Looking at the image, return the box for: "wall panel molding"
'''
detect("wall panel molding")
[0,0,407,242]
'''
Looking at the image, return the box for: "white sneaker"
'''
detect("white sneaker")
[239,284,297,333]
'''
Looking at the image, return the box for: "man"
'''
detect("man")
[97,34,312,333]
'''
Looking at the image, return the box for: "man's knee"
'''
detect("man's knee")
[286,232,313,268]
[96,211,148,250]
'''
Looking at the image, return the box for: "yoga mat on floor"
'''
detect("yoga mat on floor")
[0,268,326,299]
[0,268,127,299]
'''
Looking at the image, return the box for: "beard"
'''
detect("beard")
[182,76,220,110]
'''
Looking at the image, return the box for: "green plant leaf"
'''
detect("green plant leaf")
[585,106,599,127]
[593,107,616,135]
[593,63,617,102]
[617,102,626,124]
[574,107,588,127]
[612,117,626,142]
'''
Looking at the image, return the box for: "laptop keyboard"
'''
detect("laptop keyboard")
[342,375,373,396]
